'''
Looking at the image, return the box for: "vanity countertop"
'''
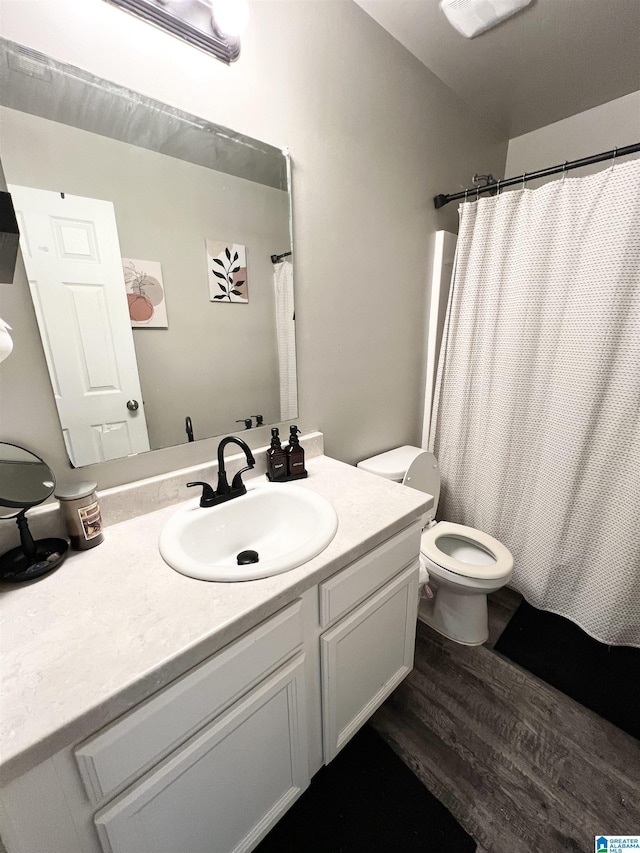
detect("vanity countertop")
[0,455,429,784]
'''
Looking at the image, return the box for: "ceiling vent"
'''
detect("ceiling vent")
[440,0,533,38]
[6,44,52,81]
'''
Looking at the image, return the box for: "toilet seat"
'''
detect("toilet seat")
[421,521,513,580]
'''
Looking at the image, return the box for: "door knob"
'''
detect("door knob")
[127,399,139,411]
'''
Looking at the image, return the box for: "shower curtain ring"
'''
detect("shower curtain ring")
[476,185,480,201]
[561,161,568,181]
[521,172,527,191]
[464,189,469,203]
[610,146,618,170]
[496,179,501,196]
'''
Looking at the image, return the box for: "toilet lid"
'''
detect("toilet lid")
[421,521,513,580]
[402,451,440,520]
[357,445,424,481]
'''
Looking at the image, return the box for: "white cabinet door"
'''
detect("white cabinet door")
[95,655,308,853]
[321,562,419,762]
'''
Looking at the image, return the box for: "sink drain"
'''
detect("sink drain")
[237,549,259,565]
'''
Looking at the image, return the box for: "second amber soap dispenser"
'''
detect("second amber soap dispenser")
[285,425,307,479]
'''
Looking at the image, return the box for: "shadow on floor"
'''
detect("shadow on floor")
[254,724,476,853]
[494,598,640,739]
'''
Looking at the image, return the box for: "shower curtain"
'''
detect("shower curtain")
[273,258,298,421]
[429,157,640,647]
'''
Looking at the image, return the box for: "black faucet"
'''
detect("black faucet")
[187,436,256,507]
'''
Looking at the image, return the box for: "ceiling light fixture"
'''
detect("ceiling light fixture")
[103,0,248,63]
[440,0,533,39]
[210,0,249,38]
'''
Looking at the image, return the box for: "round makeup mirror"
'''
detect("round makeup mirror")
[0,443,56,514]
[0,442,68,582]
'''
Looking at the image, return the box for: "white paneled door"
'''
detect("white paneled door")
[10,185,150,467]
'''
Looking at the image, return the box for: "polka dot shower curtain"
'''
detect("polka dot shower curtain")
[429,157,640,647]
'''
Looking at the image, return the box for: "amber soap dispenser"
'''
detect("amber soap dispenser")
[285,425,308,479]
[266,427,287,481]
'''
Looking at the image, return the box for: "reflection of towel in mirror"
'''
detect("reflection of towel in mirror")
[273,260,297,421]
[0,317,13,363]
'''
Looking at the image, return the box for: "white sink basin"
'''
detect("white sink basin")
[159,482,339,581]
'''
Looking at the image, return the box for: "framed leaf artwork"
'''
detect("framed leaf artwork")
[206,240,248,303]
[122,258,169,328]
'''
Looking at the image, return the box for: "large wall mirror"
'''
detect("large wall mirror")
[0,39,296,468]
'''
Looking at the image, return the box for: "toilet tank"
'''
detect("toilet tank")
[357,445,437,525]
[357,445,425,482]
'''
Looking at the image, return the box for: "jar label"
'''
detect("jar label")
[78,501,103,540]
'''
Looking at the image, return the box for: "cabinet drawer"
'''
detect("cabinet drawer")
[319,522,421,627]
[76,599,303,805]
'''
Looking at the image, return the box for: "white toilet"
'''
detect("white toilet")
[357,446,513,646]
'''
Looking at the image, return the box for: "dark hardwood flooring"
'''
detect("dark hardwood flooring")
[372,588,640,853]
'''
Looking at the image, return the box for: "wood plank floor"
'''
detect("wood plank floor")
[372,589,640,853]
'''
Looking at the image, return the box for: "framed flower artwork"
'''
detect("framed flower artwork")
[122,258,168,328]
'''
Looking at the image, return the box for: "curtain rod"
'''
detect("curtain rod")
[270,251,292,264]
[433,141,640,209]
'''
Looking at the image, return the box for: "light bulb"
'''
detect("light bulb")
[211,0,249,38]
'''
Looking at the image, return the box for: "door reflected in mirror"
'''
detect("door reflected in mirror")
[0,38,297,468]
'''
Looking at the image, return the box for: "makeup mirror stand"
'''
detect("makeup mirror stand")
[0,441,70,583]
[0,509,68,582]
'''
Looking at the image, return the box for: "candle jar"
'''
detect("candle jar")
[55,482,104,550]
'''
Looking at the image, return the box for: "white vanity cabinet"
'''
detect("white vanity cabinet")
[0,521,422,853]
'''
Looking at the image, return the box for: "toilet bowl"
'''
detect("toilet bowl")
[357,446,513,646]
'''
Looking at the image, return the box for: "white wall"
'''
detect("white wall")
[506,90,640,184]
[0,0,507,489]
